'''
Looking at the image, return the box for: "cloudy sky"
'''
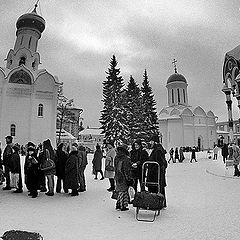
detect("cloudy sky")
[1,0,240,127]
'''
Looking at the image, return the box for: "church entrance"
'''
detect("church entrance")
[197,136,203,151]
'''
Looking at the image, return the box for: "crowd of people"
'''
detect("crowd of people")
[0,136,88,197]
[0,134,169,212]
[92,135,168,211]
[168,146,198,163]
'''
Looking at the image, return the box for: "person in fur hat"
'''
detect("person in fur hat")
[24,145,39,198]
[114,144,132,211]
[104,140,116,191]
[147,134,168,208]
[130,139,148,192]
[64,146,80,196]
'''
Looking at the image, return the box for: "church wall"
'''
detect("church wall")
[1,93,31,145]
[183,126,194,147]
[31,97,55,145]
[159,120,168,150]
[168,119,183,149]
[194,126,208,149]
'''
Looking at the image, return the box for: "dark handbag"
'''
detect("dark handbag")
[133,191,165,210]
[40,159,55,171]
[105,164,114,171]
[111,190,118,200]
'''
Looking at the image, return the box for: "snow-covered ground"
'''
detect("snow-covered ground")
[1,151,240,240]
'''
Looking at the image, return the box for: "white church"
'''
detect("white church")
[159,61,217,151]
[0,5,59,146]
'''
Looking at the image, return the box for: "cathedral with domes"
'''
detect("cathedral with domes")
[0,4,60,146]
[159,60,217,151]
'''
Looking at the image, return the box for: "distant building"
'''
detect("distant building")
[57,107,83,139]
[158,60,217,150]
[78,128,104,151]
[0,5,59,146]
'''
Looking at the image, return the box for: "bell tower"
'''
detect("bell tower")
[6,2,45,71]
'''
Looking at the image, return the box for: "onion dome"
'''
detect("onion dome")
[16,5,45,33]
[167,73,187,84]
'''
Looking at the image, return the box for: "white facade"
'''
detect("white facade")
[159,72,217,151]
[0,8,59,147]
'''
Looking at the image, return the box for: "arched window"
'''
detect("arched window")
[10,124,16,137]
[183,89,186,103]
[38,104,43,117]
[177,88,180,103]
[172,89,174,104]
[19,56,26,66]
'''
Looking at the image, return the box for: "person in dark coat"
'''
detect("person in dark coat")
[64,146,79,196]
[174,147,179,162]
[147,134,168,208]
[179,147,185,163]
[2,136,14,190]
[9,144,23,193]
[190,146,197,163]
[168,148,174,163]
[221,142,228,164]
[92,144,104,180]
[24,146,39,198]
[77,144,88,192]
[114,144,132,211]
[130,139,148,192]
[55,143,68,193]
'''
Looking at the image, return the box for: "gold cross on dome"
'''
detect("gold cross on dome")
[172,58,177,73]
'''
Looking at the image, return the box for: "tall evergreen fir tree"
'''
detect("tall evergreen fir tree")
[141,69,159,140]
[125,75,143,142]
[100,55,129,144]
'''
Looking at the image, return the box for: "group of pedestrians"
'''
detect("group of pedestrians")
[95,135,168,212]
[168,146,198,163]
[0,136,88,198]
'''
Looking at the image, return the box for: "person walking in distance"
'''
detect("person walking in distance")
[213,144,219,160]
[190,146,197,163]
[221,142,228,164]
[2,136,14,190]
[104,140,116,191]
[179,147,185,163]
[168,148,174,163]
[174,147,179,163]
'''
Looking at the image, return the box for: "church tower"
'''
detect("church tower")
[0,3,59,146]
[6,4,45,71]
[166,59,189,107]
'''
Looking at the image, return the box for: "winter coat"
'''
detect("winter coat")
[114,151,132,192]
[130,148,148,179]
[39,149,56,176]
[24,154,39,190]
[42,139,56,162]
[55,149,68,179]
[3,144,13,167]
[191,148,196,159]
[9,152,21,173]
[92,149,103,171]
[179,148,185,162]
[175,149,179,159]
[221,144,228,157]
[232,145,240,166]
[64,151,79,189]
[147,143,167,189]
[213,146,219,155]
[104,147,116,178]
[78,146,88,168]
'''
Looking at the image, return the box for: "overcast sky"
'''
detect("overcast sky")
[1,0,240,127]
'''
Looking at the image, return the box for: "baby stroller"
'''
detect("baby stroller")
[133,161,165,222]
